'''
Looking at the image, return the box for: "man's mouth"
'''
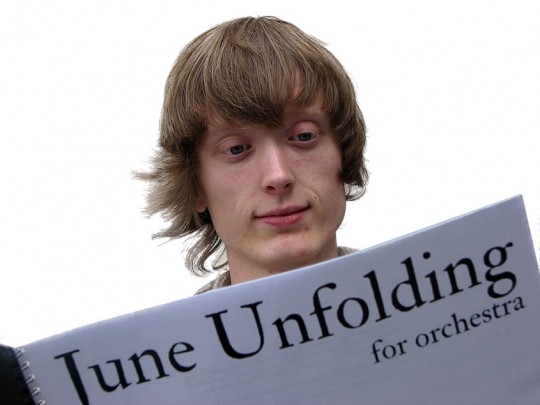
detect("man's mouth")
[255,206,309,227]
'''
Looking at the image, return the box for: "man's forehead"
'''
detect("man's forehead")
[206,103,328,130]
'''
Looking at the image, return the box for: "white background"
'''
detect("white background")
[1,0,538,346]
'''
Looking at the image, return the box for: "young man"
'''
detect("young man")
[139,16,368,293]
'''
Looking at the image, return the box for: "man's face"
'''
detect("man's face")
[195,104,346,282]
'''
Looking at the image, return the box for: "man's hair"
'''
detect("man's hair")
[138,16,368,275]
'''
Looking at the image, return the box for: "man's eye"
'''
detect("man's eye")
[292,132,314,142]
[225,144,251,156]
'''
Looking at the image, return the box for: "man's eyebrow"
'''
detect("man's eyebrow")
[201,126,252,146]
[283,108,329,125]
[206,125,252,135]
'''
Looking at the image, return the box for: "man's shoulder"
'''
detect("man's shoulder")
[337,246,357,256]
[194,271,231,295]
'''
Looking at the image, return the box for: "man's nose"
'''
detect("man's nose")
[261,145,295,193]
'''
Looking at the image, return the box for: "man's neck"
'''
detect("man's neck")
[228,244,339,285]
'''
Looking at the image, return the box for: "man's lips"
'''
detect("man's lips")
[255,206,309,226]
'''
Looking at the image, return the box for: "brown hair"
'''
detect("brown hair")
[138,16,368,275]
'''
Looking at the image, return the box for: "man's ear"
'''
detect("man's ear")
[194,192,207,213]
